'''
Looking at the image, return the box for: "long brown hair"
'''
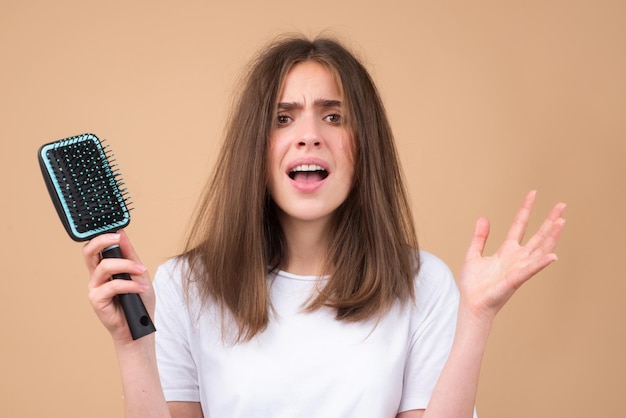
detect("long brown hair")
[182,34,420,341]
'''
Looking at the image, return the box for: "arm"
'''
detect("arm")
[410,191,566,417]
[397,410,425,418]
[84,230,172,418]
[116,336,203,418]
[168,402,203,418]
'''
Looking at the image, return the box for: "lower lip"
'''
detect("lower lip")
[289,176,327,193]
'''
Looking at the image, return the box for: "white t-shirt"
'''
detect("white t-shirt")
[154,251,464,417]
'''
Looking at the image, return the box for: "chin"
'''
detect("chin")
[279,202,340,224]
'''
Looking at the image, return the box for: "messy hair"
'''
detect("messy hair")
[183,34,419,341]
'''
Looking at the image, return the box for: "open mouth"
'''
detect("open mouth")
[288,164,329,182]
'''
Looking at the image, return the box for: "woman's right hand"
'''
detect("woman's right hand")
[83,229,155,345]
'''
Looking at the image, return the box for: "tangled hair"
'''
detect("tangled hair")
[183,34,420,341]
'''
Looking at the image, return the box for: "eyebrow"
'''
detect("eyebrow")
[277,99,342,110]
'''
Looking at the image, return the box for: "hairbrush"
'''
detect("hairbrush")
[38,133,155,340]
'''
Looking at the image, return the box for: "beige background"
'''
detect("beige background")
[1,1,624,417]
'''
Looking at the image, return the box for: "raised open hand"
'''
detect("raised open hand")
[457,190,566,322]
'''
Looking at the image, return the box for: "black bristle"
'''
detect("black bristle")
[39,133,132,241]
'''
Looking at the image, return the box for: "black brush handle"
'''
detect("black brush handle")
[101,245,156,340]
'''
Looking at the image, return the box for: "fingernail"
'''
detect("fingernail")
[137,264,147,273]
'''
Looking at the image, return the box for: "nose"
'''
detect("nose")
[297,138,321,148]
[296,116,323,149]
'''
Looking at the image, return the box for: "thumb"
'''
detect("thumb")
[466,217,490,260]
[117,229,143,264]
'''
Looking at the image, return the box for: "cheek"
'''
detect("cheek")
[268,131,288,159]
[337,135,356,177]
[267,136,286,186]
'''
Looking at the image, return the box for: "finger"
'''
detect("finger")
[525,203,567,254]
[505,190,537,243]
[522,250,560,280]
[465,217,490,259]
[89,275,149,303]
[547,202,567,222]
[533,215,566,256]
[117,229,144,265]
[88,279,149,317]
[516,216,565,282]
[82,233,121,274]
[88,257,148,290]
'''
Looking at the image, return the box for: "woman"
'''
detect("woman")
[84,35,566,417]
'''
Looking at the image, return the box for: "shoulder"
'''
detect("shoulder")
[154,257,187,284]
[416,250,454,281]
[153,256,191,301]
[413,250,459,309]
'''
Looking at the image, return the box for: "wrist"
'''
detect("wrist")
[456,300,495,342]
[114,333,156,361]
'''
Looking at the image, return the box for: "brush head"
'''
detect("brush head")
[38,133,132,242]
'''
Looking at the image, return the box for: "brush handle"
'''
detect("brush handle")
[101,245,156,340]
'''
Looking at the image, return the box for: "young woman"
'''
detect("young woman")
[84,35,566,418]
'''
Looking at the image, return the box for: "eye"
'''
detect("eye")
[324,113,342,124]
[277,114,292,125]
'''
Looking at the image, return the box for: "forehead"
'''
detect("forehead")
[278,61,342,101]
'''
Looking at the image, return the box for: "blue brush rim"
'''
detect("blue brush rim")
[39,133,131,240]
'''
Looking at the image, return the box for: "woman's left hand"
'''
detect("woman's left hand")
[457,190,566,323]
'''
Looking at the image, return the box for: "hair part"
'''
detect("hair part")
[182,33,420,341]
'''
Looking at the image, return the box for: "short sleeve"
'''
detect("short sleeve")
[399,252,460,412]
[153,259,201,402]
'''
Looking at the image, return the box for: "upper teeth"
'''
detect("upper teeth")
[291,164,325,172]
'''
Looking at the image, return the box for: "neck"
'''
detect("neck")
[278,216,332,276]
